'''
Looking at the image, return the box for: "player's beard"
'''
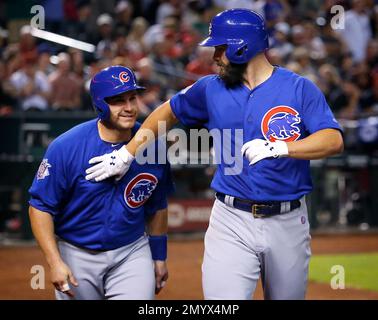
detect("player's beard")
[219,62,248,88]
[104,112,137,132]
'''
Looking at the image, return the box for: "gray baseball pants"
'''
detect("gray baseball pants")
[55,234,155,300]
[202,197,311,300]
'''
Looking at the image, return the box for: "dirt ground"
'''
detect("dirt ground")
[1,234,377,300]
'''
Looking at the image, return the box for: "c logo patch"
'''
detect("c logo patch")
[124,173,158,208]
[261,106,301,142]
[119,71,130,84]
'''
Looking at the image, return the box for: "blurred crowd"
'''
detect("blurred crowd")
[0,0,378,119]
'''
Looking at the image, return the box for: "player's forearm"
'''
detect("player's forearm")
[147,209,168,263]
[147,208,168,236]
[286,128,344,160]
[126,101,178,156]
[28,206,63,267]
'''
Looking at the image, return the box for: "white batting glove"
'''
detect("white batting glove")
[241,139,289,165]
[85,147,135,182]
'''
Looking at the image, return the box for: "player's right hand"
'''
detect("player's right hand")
[50,260,78,298]
[85,147,135,182]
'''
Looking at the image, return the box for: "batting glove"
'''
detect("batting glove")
[85,147,135,182]
[241,139,289,165]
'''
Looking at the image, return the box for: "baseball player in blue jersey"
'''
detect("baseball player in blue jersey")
[28,65,174,300]
[85,9,344,299]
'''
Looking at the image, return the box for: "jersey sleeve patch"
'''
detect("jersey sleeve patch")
[37,159,52,180]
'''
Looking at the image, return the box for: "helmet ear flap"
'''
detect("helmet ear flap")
[225,40,249,64]
[92,97,110,121]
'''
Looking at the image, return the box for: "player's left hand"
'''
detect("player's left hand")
[154,260,168,295]
[241,139,289,165]
[85,147,135,182]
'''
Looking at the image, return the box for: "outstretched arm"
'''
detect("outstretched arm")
[85,101,178,182]
[127,101,179,156]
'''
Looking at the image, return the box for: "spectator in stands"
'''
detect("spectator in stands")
[366,39,378,68]
[164,29,183,59]
[263,0,291,29]
[302,21,326,61]
[96,40,116,61]
[319,21,347,66]
[9,56,51,111]
[340,53,355,79]
[143,15,179,52]
[222,0,260,12]
[48,53,83,110]
[82,56,101,111]
[291,24,307,47]
[337,79,361,119]
[185,47,217,85]
[291,47,317,79]
[317,64,347,115]
[127,17,149,57]
[69,48,85,79]
[64,0,93,43]
[336,0,373,62]
[0,61,17,115]
[267,48,285,66]
[148,32,184,92]
[353,62,377,116]
[37,44,54,76]
[94,13,114,46]
[0,26,8,58]
[285,61,302,74]
[177,32,199,66]
[295,0,323,20]
[136,57,161,88]
[44,0,65,34]
[359,87,378,116]
[136,56,167,109]
[18,25,38,64]
[156,0,182,25]
[271,22,293,61]
[114,0,134,36]
[138,82,164,116]
[2,46,21,77]
[113,31,129,58]
[317,64,360,119]
[0,1,376,122]
[190,4,214,38]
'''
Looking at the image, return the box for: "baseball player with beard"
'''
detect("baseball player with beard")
[28,66,174,300]
[85,9,344,299]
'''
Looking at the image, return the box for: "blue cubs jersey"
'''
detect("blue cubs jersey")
[29,119,174,250]
[170,66,342,201]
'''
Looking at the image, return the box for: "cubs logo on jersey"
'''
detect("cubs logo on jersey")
[261,106,301,142]
[124,173,158,208]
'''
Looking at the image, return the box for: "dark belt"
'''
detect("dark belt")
[215,192,301,218]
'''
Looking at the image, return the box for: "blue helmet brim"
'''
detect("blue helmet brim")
[199,36,227,47]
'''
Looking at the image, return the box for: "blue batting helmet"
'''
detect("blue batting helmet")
[199,9,269,64]
[90,65,145,121]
